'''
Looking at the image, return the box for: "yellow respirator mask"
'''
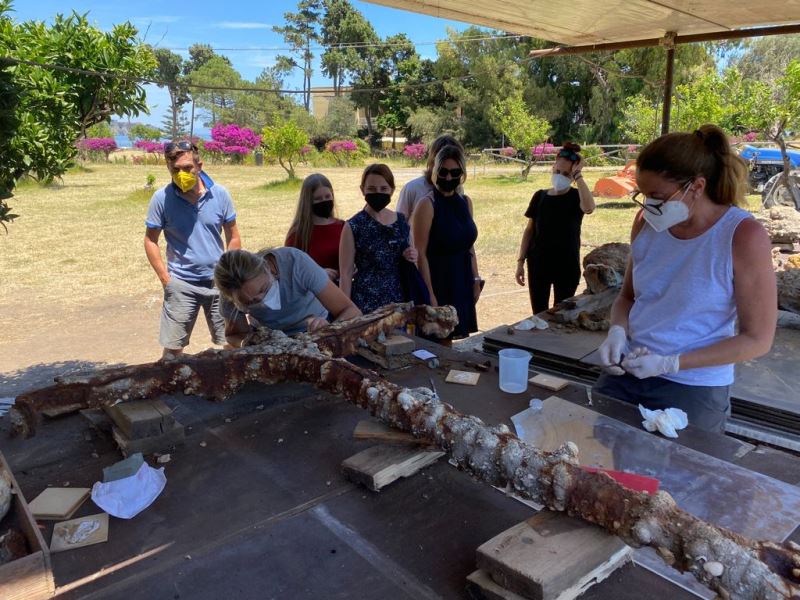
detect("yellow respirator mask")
[172,171,197,193]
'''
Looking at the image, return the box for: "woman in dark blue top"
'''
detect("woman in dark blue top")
[413,145,480,339]
[339,163,418,313]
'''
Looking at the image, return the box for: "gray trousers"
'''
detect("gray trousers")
[160,277,227,350]
[593,372,731,434]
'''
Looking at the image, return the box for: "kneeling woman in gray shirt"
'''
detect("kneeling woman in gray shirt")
[214,247,361,345]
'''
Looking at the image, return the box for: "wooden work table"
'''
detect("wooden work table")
[1,337,799,599]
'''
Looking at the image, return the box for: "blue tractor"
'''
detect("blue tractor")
[739,145,800,210]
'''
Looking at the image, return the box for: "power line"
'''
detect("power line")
[163,33,528,53]
[0,56,473,95]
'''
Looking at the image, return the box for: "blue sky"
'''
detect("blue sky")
[11,0,472,131]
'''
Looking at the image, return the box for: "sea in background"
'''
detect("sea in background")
[114,127,212,149]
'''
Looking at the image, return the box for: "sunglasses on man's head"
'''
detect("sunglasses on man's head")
[438,167,463,179]
[164,141,198,154]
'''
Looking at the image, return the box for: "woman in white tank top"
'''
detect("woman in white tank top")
[593,124,776,433]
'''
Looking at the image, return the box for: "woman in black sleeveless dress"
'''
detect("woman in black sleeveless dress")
[413,145,480,339]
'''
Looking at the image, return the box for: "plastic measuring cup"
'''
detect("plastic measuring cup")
[498,348,532,394]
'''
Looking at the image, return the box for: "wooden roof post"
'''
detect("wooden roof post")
[660,32,677,135]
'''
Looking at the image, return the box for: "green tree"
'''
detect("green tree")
[736,35,800,86]
[406,107,462,144]
[375,35,422,148]
[86,121,113,138]
[620,95,660,144]
[317,96,357,139]
[489,92,551,179]
[621,67,774,144]
[261,121,309,179]
[160,108,189,139]
[761,60,800,208]
[433,27,540,148]
[129,123,162,141]
[0,1,155,230]
[186,56,244,125]
[274,0,322,112]
[320,0,371,95]
[153,48,189,140]
[183,43,231,75]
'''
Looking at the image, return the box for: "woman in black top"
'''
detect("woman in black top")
[413,145,480,340]
[515,143,595,314]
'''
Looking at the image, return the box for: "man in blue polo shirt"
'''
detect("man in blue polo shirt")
[144,140,241,359]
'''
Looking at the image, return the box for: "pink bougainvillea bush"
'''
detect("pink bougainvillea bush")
[76,137,117,161]
[500,146,516,157]
[205,124,262,163]
[731,131,759,144]
[326,139,360,166]
[134,140,165,153]
[531,142,556,159]
[403,143,427,164]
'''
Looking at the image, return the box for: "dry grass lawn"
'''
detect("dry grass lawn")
[0,159,762,377]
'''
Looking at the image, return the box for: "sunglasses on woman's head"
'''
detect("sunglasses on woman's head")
[557,149,579,161]
[438,167,463,179]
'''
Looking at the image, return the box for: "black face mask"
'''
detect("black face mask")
[436,177,460,193]
[365,192,391,212]
[311,200,334,218]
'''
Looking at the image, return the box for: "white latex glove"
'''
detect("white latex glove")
[622,351,680,379]
[598,325,628,375]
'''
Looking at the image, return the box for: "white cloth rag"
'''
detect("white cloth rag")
[91,461,166,519]
[514,316,549,331]
[639,404,688,438]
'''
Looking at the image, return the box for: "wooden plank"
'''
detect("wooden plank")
[353,420,432,446]
[50,512,109,553]
[356,347,410,370]
[28,487,90,520]
[445,370,481,386]
[0,551,52,600]
[528,373,569,392]
[41,403,84,418]
[466,569,527,600]
[105,399,175,440]
[0,452,55,599]
[112,420,185,457]
[342,445,445,491]
[371,335,415,356]
[476,511,632,600]
[483,324,605,362]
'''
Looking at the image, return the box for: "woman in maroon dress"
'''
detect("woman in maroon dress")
[286,173,345,281]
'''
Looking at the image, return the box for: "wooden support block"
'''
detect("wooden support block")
[50,513,109,553]
[353,420,432,446]
[466,569,527,600]
[476,511,632,600]
[42,403,84,418]
[112,420,185,457]
[446,370,481,386]
[105,399,175,440]
[342,445,445,491]
[371,335,415,356]
[356,347,410,370]
[528,374,569,392]
[28,487,90,521]
[80,408,113,435]
[0,452,55,600]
